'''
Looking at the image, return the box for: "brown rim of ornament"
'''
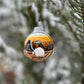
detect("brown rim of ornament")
[24,50,53,61]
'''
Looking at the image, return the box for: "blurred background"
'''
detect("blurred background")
[0,0,84,84]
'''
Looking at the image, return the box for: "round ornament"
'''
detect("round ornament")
[24,26,54,61]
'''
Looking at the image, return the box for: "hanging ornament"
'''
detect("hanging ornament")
[24,22,54,61]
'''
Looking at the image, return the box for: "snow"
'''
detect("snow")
[32,3,39,22]
[0,8,11,15]
[32,62,44,73]
[42,8,52,18]
[42,5,60,26]
[0,37,17,55]
[58,69,70,77]
[59,57,71,69]
[58,79,71,84]
[52,0,62,9]
[0,36,6,48]
[74,13,81,19]
[0,0,81,84]
[5,46,17,55]
[57,23,80,53]
[77,82,81,84]
[16,0,23,10]
[0,36,24,84]
[15,62,24,79]
[44,58,57,79]
[58,81,63,84]
[74,63,79,68]
[44,0,47,1]
[50,20,56,27]
[0,36,22,58]
[0,0,15,16]
[43,3,60,21]
[3,0,14,8]
[43,44,71,84]
[18,27,28,37]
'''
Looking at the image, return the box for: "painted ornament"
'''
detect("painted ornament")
[24,25,54,61]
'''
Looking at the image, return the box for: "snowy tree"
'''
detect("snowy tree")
[0,0,84,84]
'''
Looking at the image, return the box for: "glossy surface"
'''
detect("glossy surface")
[24,34,54,61]
[24,26,54,61]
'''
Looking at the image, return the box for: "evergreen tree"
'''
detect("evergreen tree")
[0,0,84,84]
